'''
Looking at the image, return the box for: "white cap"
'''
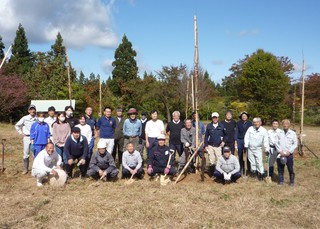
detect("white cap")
[211,112,219,118]
[97,141,106,149]
[157,134,166,140]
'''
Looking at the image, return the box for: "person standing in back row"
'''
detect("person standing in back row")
[139,111,148,159]
[96,107,117,155]
[204,112,227,176]
[123,108,142,152]
[235,111,252,175]
[145,110,164,159]
[113,108,125,166]
[65,106,79,129]
[15,105,37,174]
[221,110,236,154]
[166,111,184,160]
[84,107,96,162]
[44,106,56,142]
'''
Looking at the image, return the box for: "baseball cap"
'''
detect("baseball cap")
[211,112,219,118]
[223,146,231,153]
[28,104,36,110]
[128,108,137,115]
[157,134,166,140]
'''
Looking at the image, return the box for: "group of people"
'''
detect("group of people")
[15,105,297,187]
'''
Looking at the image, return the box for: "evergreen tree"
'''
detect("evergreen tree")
[0,36,5,59]
[6,24,33,75]
[110,34,138,104]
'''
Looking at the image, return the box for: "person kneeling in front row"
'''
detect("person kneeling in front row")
[87,141,119,180]
[122,142,144,179]
[32,142,62,187]
[214,146,241,183]
[147,134,177,177]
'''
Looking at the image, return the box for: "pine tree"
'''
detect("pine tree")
[110,34,138,102]
[6,24,33,75]
[50,32,66,58]
[0,36,5,59]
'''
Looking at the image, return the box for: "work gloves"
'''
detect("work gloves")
[147,165,153,175]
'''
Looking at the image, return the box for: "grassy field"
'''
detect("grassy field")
[0,123,320,229]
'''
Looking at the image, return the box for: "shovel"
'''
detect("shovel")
[265,152,272,184]
[125,173,135,185]
[1,139,6,173]
[160,149,175,186]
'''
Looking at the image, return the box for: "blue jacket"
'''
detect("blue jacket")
[204,122,227,147]
[148,145,174,168]
[64,135,88,160]
[30,122,50,145]
[235,120,252,140]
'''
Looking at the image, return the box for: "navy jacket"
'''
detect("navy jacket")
[204,122,227,147]
[235,121,252,140]
[148,145,174,168]
[64,135,88,160]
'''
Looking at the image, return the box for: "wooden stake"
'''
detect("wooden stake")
[186,80,189,119]
[299,55,305,156]
[99,76,102,117]
[194,15,200,173]
[66,51,72,106]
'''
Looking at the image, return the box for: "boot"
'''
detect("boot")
[258,173,264,181]
[269,166,274,178]
[208,165,215,177]
[22,158,29,175]
[289,174,295,187]
[36,177,43,187]
[279,173,284,185]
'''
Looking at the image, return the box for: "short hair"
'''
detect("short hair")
[282,119,291,125]
[271,119,279,124]
[65,106,74,112]
[126,142,134,147]
[172,111,180,117]
[104,106,112,111]
[37,112,45,117]
[46,142,54,147]
[79,114,86,120]
[253,117,261,123]
[184,119,192,124]
[150,109,158,115]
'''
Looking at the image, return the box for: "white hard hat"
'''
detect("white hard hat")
[97,141,106,149]
[211,112,219,118]
[157,134,166,140]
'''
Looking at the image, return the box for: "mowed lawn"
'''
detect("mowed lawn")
[0,123,320,229]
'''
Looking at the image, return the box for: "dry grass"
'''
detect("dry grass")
[0,123,320,229]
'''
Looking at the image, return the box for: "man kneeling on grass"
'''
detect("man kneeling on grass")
[122,142,144,179]
[147,134,177,177]
[213,146,241,184]
[87,141,118,181]
[32,142,62,187]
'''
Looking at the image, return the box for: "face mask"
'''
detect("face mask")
[59,117,65,122]
[38,117,45,122]
[66,111,73,117]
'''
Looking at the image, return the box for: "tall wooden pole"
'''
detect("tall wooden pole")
[194,15,200,173]
[292,84,296,130]
[99,76,102,117]
[299,57,305,155]
[191,75,195,111]
[186,80,189,119]
[66,51,72,106]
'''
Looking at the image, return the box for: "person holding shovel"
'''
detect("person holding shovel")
[87,141,118,180]
[147,134,177,177]
[122,142,143,179]
[267,119,281,180]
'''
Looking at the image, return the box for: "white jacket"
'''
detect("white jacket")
[244,126,269,151]
[32,149,62,173]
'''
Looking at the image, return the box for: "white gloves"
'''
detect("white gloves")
[224,172,231,181]
[185,142,190,147]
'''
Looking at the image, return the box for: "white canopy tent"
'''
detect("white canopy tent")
[30,100,76,112]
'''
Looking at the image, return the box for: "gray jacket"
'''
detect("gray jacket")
[180,127,196,147]
[89,151,116,173]
[216,154,240,175]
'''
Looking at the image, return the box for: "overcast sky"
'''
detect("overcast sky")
[1,0,319,82]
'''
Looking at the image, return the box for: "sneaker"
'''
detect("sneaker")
[290,183,294,187]
[22,170,28,175]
